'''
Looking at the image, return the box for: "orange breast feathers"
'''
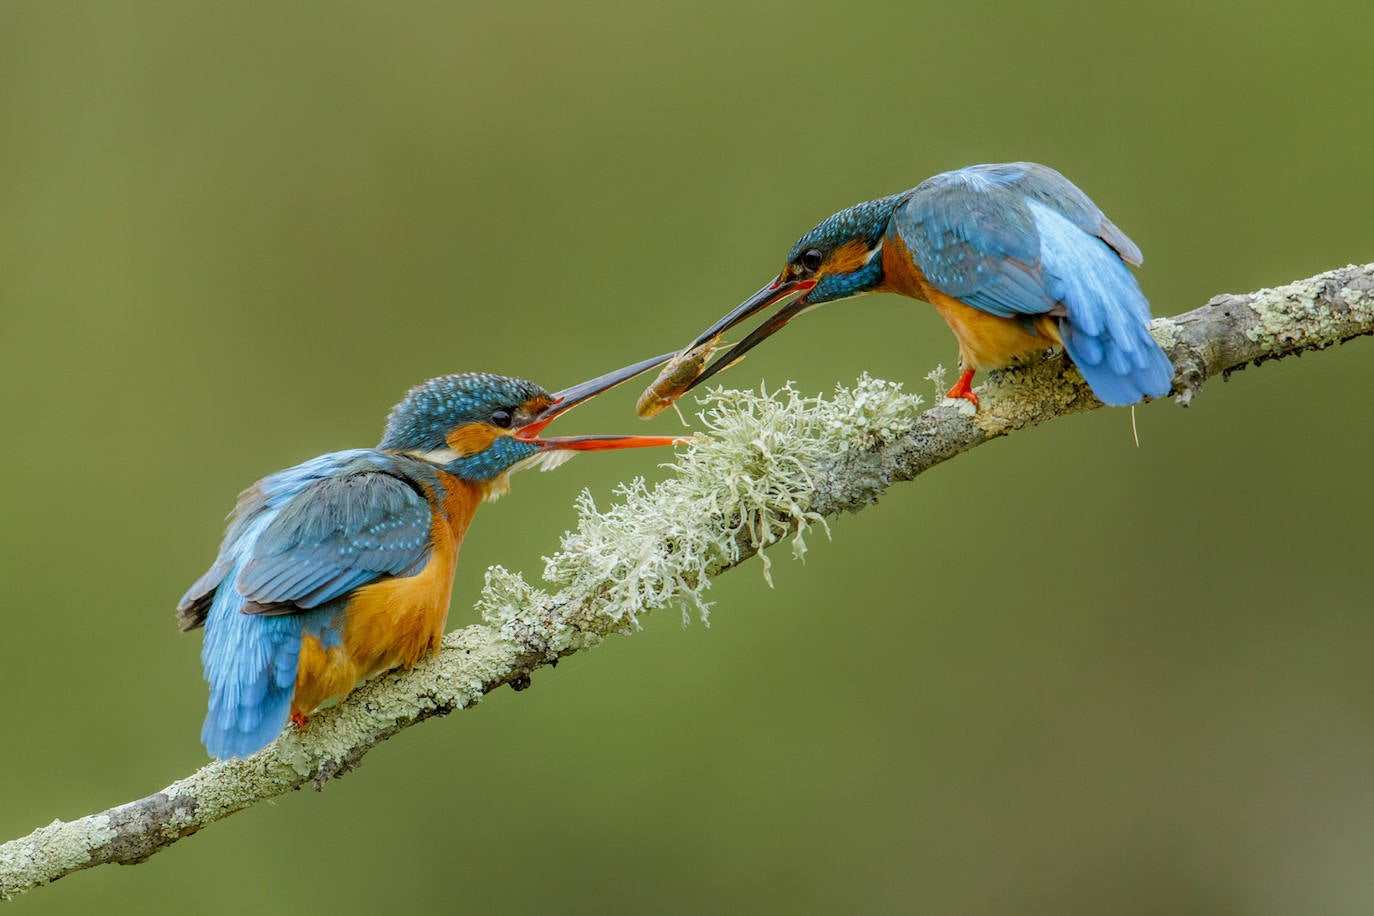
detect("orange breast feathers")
[291,475,483,718]
[879,233,1059,371]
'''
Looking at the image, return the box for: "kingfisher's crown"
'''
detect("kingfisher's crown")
[380,373,547,453]
[786,192,904,263]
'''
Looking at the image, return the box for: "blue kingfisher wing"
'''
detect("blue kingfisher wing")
[989,162,1142,266]
[892,162,1143,319]
[234,469,436,615]
[177,450,436,627]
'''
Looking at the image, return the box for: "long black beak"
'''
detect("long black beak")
[679,276,818,394]
[515,352,687,450]
[685,276,817,350]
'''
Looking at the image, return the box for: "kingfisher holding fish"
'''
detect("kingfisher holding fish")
[179,354,682,759]
[640,162,1174,412]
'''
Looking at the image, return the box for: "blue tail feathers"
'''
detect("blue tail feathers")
[1029,201,1173,406]
[200,578,305,759]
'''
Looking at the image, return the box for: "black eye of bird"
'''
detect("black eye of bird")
[800,248,824,272]
[489,408,513,428]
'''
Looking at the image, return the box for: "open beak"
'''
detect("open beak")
[515,352,690,450]
[677,275,818,394]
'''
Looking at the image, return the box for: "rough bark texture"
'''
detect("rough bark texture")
[3,262,1371,901]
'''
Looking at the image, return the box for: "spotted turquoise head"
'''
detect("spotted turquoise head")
[674,193,903,393]
[381,353,684,486]
[782,193,903,304]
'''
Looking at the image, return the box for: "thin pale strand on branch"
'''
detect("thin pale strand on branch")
[2,262,1371,901]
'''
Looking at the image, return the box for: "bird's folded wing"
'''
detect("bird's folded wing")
[894,162,1142,320]
[234,470,435,615]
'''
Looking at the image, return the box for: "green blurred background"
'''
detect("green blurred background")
[2,2,1372,913]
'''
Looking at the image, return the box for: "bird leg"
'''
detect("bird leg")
[290,711,310,732]
[945,368,980,408]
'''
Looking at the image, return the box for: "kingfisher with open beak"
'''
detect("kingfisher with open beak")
[179,353,682,759]
[641,162,1173,411]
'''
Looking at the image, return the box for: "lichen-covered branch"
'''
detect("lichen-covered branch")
[3,263,1371,901]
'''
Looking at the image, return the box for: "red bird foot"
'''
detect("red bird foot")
[290,711,310,732]
[945,369,980,409]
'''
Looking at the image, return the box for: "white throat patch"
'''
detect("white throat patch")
[480,448,577,503]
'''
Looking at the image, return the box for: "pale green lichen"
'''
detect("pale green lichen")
[475,565,555,630]
[1240,267,1374,351]
[476,374,923,630]
[0,816,115,900]
[1246,283,1319,349]
[1150,317,1181,351]
[923,364,948,400]
[1338,285,1367,309]
[970,356,1090,434]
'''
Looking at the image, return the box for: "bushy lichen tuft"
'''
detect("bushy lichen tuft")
[924,364,948,399]
[475,374,922,631]
[476,565,554,628]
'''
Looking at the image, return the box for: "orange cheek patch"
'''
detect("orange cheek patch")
[523,394,555,415]
[821,240,873,277]
[446,422,500,457]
